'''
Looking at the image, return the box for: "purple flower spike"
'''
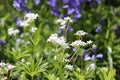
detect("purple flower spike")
[0,39,6,46]
[96,54,103,59]
[34,0,41,5]
[95,25,102,33]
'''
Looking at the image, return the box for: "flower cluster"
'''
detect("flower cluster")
[47,33,69,49]
[20,13,39,27]
[56,16,73,29]
[70,30,93,48]
[8,28,19,36]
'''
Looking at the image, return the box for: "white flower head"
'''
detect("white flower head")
[65,64,74,70]
[92,44,96,48]
[7,64,16,70]
[70,40,87,47]
[87,40,93,45]
[20,13,39,27]
[64,16,73,23]
[30,27,38,33]
[47,34,69,49]
[25,13,39,20]
[0,62,6,67]
[21,58,25,63]
[8,28,19,36]
[20,20,29,27]
[26,62,30,65]
[75,30,87,36]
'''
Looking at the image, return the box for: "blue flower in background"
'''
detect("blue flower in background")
[48,0,101,21]
[34,0,41,5]
[0,39,6,46]
[16,18,22,27]
[13,0,30,12]
[48,0,60,16]
[95,25,102,33]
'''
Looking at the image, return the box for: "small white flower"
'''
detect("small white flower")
[20,13,39,27]
[8,28,19,36]
[7,64,16,70]
[92,44,96,48]
[59,25,66,29]
[20,20,29,27]
[84,57,91,61]
[25,13,39,20]
[64,16,73,23]
[30,27,38,32]
[87,40,93,44]
[75,30,87,36]
[21,58,25,63]
[65,64,74,70]
[47,34,69,49]
[70,40,87,47]
[65,53,70,58]
[63,59,70,62]
[16,38,24,45]
[0,62,6,67]
[54,56,57,60]
[26,62,30,65]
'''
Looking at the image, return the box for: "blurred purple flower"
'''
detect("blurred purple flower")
[91,53,103,60]
[0,39,6,46]
[91,46,97,53]
[48,0,101,21]
[34,0,41,5]
[99,18,103,25]
[90,0,101,8]
[16,18,22,26]
[48,0,60,16]
[58,25,73,35]
[114,9,119,17]
[95,25,102,33]
[13,0,30,12]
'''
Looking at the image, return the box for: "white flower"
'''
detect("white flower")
[7,64,16,70]
[75,30,87,36]
[55,16,73,26]
[30,27,38,32]
[47,33,59,44]
[0,62,6,67]
[25,13,39,20]
[65,53,70,58]
[59,25,66,29]
[20,20,29,27]
[87,40,93,44]
[21,58,25,63]
[26,62,30,65]
[64,16,73,23]
[8,28,19,36]
[84,57,91,61]
[70,40,87,47]
[47,34,69,49]
[65,64,74,70]
[63,59,70,62]
[92,44,96,48]
[87,63,95,71]
[16,39,24,45]
[54,56,57,60]
[20,13,39,27]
